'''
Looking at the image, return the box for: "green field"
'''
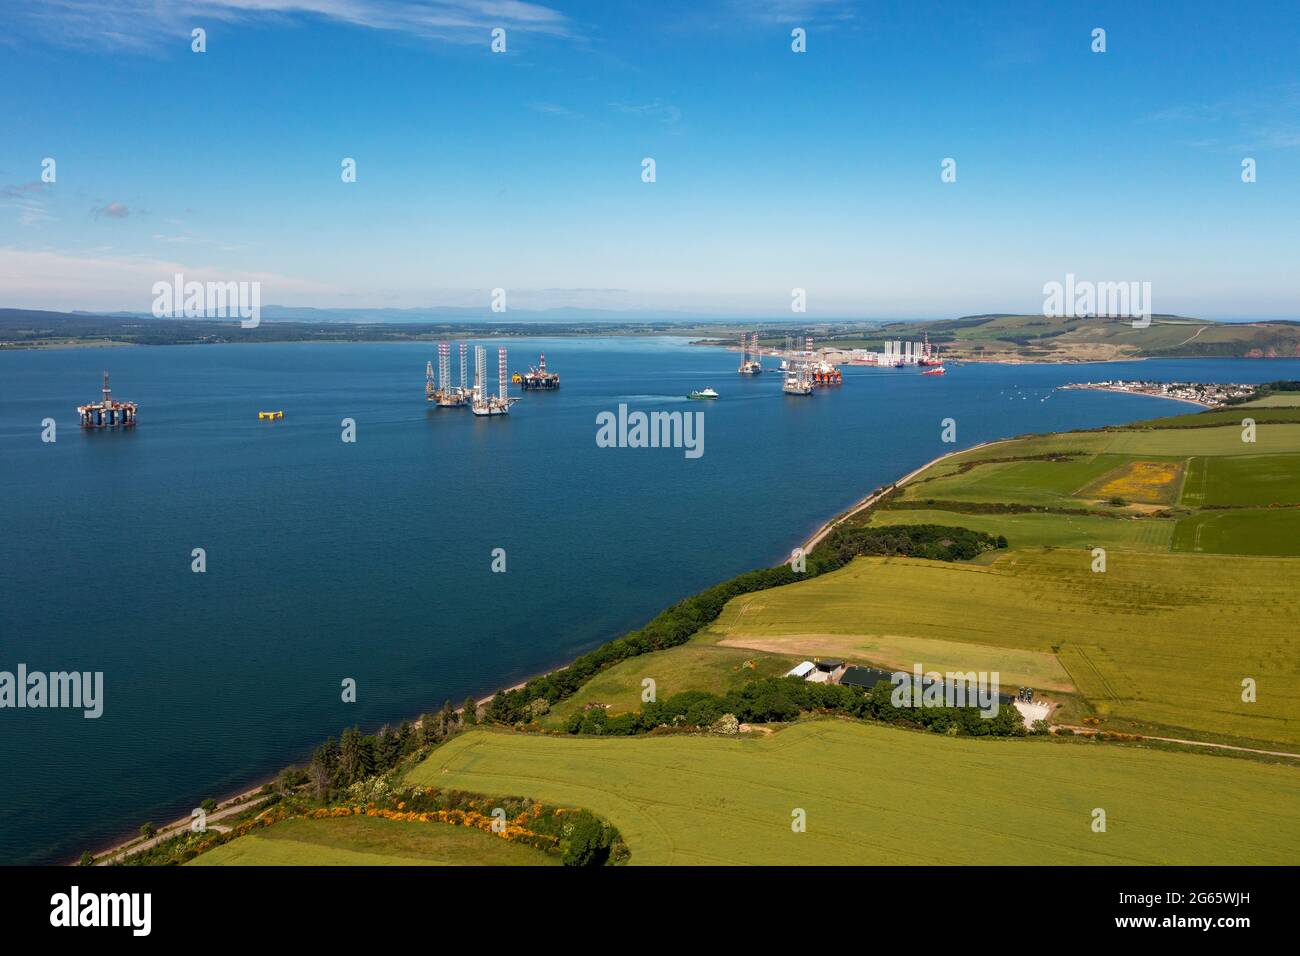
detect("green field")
[1239,393,1300,408]
[709,550,1300,747]
[897,426,1300,510]
[542,642,796,728]
[1180,455,1300,507]
[1173,507,1300,556]
[950,433,1115,462]
[869,508,1175,552]
[196,402,1300,869]
[885,421,1300,559]
[1134,406,1300,427]
[191,815,557,866]
[546,413,1300,747]
[1103,423,1300,456]
[901,454,1121,506]
[405,722,1300,865]
[950,422,1300,457]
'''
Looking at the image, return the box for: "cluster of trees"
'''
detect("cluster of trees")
[391,788,625,866]
[1223,379,1300,406]
[566,676,1027,738]
[936,452,1087,478]
[485,524,998,725]
[888,497,1140,522]
[308,700,471,800]
[813,523,999,565]
[562,811,619,866]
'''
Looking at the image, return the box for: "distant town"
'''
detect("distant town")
[1060,380,1258,408]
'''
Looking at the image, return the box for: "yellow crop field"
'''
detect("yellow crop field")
[1085,460,1183,503]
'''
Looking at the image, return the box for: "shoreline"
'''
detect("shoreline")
[690,339,1291,367]
[72,379,1218,865]
[793,439,1012,559]
[84,438,1002,866]
[1058,383,1213,409]
[84,678,530,866]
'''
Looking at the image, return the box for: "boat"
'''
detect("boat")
[688,388,719,400]
[257,410,284,420]
[921,366,946,376]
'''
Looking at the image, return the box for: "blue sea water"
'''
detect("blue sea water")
[2,337,1297,864]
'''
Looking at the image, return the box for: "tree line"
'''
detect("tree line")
[307,697,482,801]
[565,676,1028,738]
[485,524,999,726]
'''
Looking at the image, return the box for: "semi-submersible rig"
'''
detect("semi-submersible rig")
[77,371,137,428]
[513,353,560,390]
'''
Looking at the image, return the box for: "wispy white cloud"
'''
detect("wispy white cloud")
[151,232,248,253]
[91,200,130,219]
[18,0,572,50]
[0,182,55,226]
[726,0,857,26]
[529,101,581,118]
[609,99,681,126]
[1142,84,1300,153]
[0,246,332,311]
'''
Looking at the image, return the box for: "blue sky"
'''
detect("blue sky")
[2,0,1298,318]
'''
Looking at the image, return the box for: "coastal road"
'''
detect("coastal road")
[91,683,528,865]
[93,791,259,865]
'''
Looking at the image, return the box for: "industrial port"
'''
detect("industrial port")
[730,331,945,398]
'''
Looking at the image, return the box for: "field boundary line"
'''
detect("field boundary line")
[1057,725,1300,760]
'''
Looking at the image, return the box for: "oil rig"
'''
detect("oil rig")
[782,361,814,396]
[471,346,518,416]
[811,360,842,386]
[77,371,137,428]
[738,331,763,375]
[514,353,560,390]
[775,334,840,386]
[918,332,943,367]
[427,342,472,407]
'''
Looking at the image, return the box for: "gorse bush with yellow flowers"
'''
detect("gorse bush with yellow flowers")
[115,779,627,867]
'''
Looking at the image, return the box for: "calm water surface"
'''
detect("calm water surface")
[3,337,1296,863]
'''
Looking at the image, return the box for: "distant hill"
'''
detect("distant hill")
[5,307,1300,359]
[821,314,1300,362]
[0,308,748,349]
